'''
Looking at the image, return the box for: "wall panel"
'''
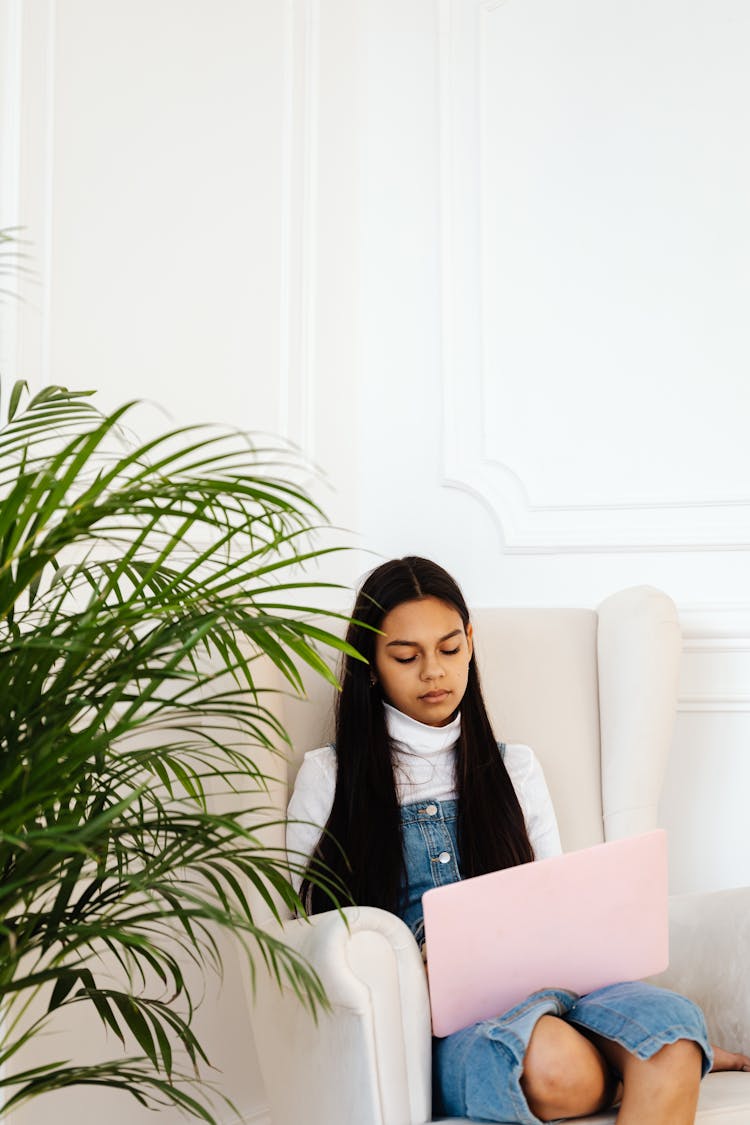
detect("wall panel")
[357,0,750,899]
[1,2,352,1122]
[3,1,750,1120]
[660,606,750,893]
[438,0,750,553]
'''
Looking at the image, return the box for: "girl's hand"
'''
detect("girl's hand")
[710,1045,750,1072]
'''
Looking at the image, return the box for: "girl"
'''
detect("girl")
[287,557,749,1124]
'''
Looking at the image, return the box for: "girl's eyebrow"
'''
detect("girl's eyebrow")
[385,629,462,648]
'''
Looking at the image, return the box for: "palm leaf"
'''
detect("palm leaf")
[0,377,354,1121]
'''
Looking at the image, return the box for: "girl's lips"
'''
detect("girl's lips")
[420,690,450,701]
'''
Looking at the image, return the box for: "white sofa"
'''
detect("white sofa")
[250,587,750,1124]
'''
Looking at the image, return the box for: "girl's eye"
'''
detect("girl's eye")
[394,656,417,664]
[441,646,460,656]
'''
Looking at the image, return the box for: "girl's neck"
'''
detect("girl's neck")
[384,702,461,753]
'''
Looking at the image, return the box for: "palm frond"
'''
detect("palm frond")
[0,379,352,1121]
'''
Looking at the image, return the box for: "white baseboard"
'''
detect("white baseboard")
[237,1107,271,1125]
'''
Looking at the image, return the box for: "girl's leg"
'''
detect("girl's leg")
[587,1031,702,1125]
[433,988,603,1123]
[563,983,714,1124]
[521,1017,703,1124]
[520,1015,620,1121]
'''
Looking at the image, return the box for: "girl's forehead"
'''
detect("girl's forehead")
[379,596,465,638]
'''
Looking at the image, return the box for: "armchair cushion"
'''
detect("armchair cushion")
[653,887,750,1053]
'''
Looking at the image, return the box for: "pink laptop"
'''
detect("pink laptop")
[422,829,669,1037]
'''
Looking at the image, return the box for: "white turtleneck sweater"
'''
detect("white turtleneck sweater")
[286,704,562,889]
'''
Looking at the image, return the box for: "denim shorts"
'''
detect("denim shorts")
[398,800,713,1125]
[432,981,713,1124]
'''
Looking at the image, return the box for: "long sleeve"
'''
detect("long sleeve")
[503,743,563,860]
[285,738,562,895]
[286,746,337,892]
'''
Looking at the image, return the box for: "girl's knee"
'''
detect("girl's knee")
[648,1037,703,1080]
[613,1038,703,1118]
[521,1016,616,1120]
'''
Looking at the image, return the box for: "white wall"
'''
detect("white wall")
[353,0,750,900]
[2,0,749,1121]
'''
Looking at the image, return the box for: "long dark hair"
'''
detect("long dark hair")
[302,557,534,914]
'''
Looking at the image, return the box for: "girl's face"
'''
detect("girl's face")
[373,595,473,727]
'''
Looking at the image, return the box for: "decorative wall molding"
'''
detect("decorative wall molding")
[0,0,22,224]
[677,696,750,714]
[677,603,750,709]
[279,0,319,458]
[0,0,57,394]
[37,0,56,393]
[437,0,750,554]
[0,0,23,391]
[679,604,750,650]
[682,638,750,655]
[240,1106,271,1125]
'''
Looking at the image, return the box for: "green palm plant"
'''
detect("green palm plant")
[0,379,355,1120]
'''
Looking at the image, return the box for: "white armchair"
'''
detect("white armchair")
[251,587,750,1125]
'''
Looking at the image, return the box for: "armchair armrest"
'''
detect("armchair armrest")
[650,888,750,1053]
[251,906,432,1125]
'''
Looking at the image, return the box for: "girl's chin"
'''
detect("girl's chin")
[412,701,455,726]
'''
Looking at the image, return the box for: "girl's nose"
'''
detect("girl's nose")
[421,656,445,680]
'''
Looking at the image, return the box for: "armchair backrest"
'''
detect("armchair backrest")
[277,586,681,854]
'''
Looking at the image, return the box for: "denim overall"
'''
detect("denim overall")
[398,794,713,1125]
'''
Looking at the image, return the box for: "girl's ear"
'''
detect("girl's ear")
[466,621,474,659]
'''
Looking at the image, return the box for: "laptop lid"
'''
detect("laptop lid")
[422,829,669,1038]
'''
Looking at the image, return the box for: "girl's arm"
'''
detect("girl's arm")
[286,747,337,892]
[503,743,563,860]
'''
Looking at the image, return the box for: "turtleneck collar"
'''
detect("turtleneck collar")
[384,702,461,753]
